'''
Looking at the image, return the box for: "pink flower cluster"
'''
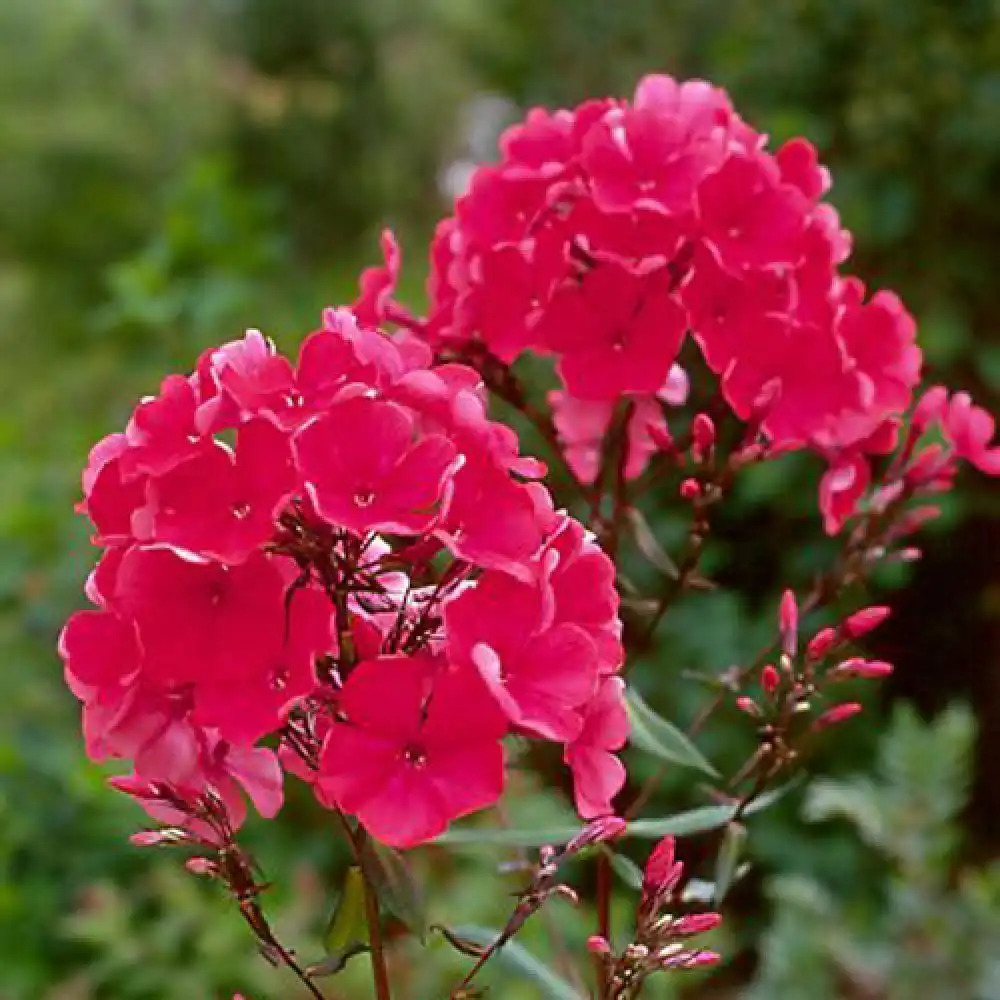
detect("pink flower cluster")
[365,75,930,522]
[60,309,625,847]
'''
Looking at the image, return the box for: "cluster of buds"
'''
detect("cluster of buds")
[731,592,895,790]
[589,836,720,998]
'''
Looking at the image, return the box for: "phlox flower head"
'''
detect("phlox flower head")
[62,307,625,847]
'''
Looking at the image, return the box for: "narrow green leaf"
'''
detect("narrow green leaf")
[431,923,488,958]
[626,507,679,578]
[712,821,747,904]
[315,865,370,976]
[361,838,426,941]
[435,824,583,848]
[306,943,370,979]
[452,925,584,1000]
[606,849,643,890]
[628,780,800,839]
[626,687,719,777]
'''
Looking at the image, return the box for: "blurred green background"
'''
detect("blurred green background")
[1,1,999,997]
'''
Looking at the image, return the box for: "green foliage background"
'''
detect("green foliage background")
[1,1,997,997]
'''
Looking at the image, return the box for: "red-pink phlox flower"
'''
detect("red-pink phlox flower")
[541,516,623,674]
[135,418,296,562]
[317,655,506,847]
[913,386,1000,476]
[295,395,459,537]
[445,569,599,741]
[565,676,629,818]
[538,262,687,400]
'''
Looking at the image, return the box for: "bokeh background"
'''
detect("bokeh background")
[2,1,999,997]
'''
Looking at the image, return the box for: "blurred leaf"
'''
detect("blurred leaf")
[451,925,583,999]
[360,838,426,941]
[712,822,747,905]
[436,824,583,848]
[431,923,488,958]
[607,849,643,891]
[804,778,887,850]
[626,506,679,577]
[319,865,369,974]
[626,687,719,777]
[627,781,801,839]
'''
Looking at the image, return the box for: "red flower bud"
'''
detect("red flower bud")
[779,589,798,656]
[680,478,701,500]
[832,657,893,680]
[643,835,684,900]
[692,413,716,459]
[587,934,612,956]
[185,857,218,877]
[566,815,627,853]
[843,605,891,638]
[672,912,722,936]
[761,664,780,695]
[813,701,863,731]
[806,627,838,661]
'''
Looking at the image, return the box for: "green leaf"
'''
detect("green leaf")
[628,780,800,839]
[316,865,369,976]
[431,923,488,958]
[306,943,370,979]
[712,822,747,904]
[626,687,719,778]
[451,925,584,1000]
[607,849,643,890]
[361,838,426,941]
[435,824,584,848]
[626,506,679,578]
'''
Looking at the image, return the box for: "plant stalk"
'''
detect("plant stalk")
[360,861,393,1000]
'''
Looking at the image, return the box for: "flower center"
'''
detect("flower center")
[402,744,427,769]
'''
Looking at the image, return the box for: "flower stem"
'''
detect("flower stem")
[360,861,392,1000]
[334,815,392,1000]
[595,842,612,997]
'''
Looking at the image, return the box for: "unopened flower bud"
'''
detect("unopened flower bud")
[668,949,720,970]
[761,664,780,696]
[672,912,722,936]
[832,657,893,680]
[806,627,838,661]
[736,696,761,717]
[843,605,891,638]
[587,934,612,956]
[691,414,716,460]
[566,815,627,854]
[643,836,684,899]
[779,589,798,656]
[185,857,218,877]
[892,505,941,537]
[680,478,701,500]
[130,827,190,848]
[813,701,863,731]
